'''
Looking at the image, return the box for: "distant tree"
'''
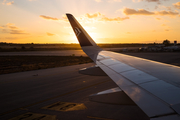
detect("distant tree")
[21,46,26,49]
[0,42,7,45]
[163,39,170,46]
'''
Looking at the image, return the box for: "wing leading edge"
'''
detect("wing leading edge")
[66,13,180,120]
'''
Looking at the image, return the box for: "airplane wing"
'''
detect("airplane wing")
[66,13,180,120]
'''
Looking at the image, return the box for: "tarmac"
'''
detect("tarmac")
[1,51,180,120]
[0,47,138,56]
[0,63,148,120]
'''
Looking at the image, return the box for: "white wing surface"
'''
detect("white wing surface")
[66,14,180,120]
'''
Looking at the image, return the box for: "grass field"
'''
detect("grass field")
[0,56,92,75]
[1,52,180,75]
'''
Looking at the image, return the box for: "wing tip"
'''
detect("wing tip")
[66,13,72,17]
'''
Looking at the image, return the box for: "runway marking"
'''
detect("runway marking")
[42,101,87,111]
[0,80,110,116]
[8,112,56,120]
[87,116,114,120]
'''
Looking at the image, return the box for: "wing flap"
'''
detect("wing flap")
[139,80,180,105]
[97,51,180,117]
[97,51,180,104]
[89,87,135,105]
[96,61,175,117]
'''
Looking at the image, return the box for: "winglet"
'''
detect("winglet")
[66,14,102,62]
[66,13,98,47]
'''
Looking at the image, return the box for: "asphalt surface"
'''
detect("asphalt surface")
[0,63,148,120]
[0,47,139,56]
[0,50,87,56]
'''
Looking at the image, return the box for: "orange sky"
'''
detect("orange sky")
[0,0,180,44]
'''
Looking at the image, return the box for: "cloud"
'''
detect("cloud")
[94,0,121,2]
[85,12,129,22]
[46,32,55,36]
[0,23,28,35]
[132,0,141,2]
[161,24,166,26]
[165,6,172,11]
[2,0,14,5]
[132,0,159,2]
[155,6,158,9]
[100,16,129,21]
[62,14,68,20]
[1,23,19,30]
[156,5,172,11]
[156,17,161,20]
[6,23,18,29]
[39,15,68,22]
[85,12,101,18]
[10,30,28,34]
[132,0,169,4]
[0,23,15,29]
[123,8,179,16]
[40,13,128,23]
[40,15,59,20]
[173,2,180,9]
[6,1,14,5]
[145,0,159,2]
[1,29,9,33]
[108,0,121,2]
[6,23,14,26]
[156,10,179,16]
[8,26,18,29]
[5,37,17,40]
[165,29,169,31]
[95,0,102,2]
[123,8,154,15]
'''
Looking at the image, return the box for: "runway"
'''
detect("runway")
[0,47,138,56]
[0,63,148,120]
[0,50,87,56]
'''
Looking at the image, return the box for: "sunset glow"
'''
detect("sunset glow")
[0,0,180,43]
